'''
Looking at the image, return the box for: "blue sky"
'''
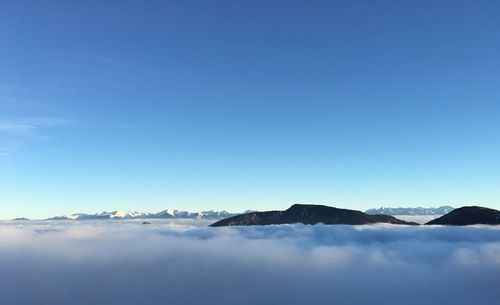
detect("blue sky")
[1,0,499,219]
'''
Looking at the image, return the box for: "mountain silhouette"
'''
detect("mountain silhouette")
[426,206,500,225]
[210,204,417,227]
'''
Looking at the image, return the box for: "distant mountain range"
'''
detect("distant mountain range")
[211,204,418,227]
[47,209,241,221]
[44,206,454,221]
[365,206,454,215]
[11,205,499,226]
[11,206,455,221]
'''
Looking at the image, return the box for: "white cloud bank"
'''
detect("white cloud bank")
[0,221,499,305]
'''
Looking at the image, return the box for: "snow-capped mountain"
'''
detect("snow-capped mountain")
[47,209,240,220]
[365,206,454,216]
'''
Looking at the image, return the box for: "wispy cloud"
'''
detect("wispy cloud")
[0,122,36,134]
[0,117,71,155]
[45,49,133,87]
[0,117,70,135]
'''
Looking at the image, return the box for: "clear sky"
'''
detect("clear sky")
[1,0,499,219]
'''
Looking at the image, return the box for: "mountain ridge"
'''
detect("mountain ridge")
[47,209,241,221]
[426,206,500,225]
[211,204,418,227]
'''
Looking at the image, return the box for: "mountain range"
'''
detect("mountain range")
[15,205,497,224]
[211,204,500,227]
[47,209,240,220]
[211,204,418,227]
[365,206,454,215]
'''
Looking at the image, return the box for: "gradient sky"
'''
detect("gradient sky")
[1,0,500,219]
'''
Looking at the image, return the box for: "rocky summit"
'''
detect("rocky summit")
[210,204,417,227]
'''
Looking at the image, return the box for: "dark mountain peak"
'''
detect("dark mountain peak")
[287,203,333,210]
[12,217,30,221]
[426,206,500,225]
[211,204,416,227]
[285,204,353,215]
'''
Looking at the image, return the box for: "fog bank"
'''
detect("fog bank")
[0,221,499,305]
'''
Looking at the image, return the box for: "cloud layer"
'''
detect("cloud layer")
[0,221,499,305]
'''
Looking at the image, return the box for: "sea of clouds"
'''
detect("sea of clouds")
[0,220,499,305]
